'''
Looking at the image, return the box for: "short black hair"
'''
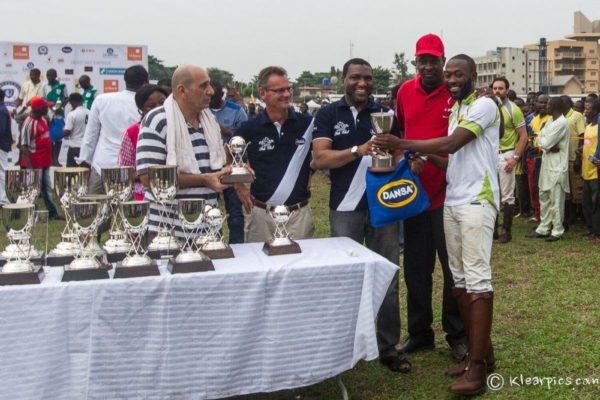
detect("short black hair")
[548,96,565,114]
[448,54,477,74]
[492,77,510,90]
[30,68,41,76]
[560,95,573,108]
[68,93,83,103]
[342,58,372,79]
[157,78,171,88]
[514,98,525,107]
[0,89,4,101]
[587,93,598,100]
[124,65,149,90]
[135,84,167,110]
[507,90,517,102]
[590,99,600,115]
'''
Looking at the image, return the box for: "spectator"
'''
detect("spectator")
[62,93,88,167]
[0,89,12,205]
[78,75,98,110]
[581,99,600,239]
[11,69,45,126]
[157,78,172,95]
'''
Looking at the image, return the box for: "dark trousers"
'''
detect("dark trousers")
[40,167,58,218]
[222,187,244,244]
[329,209,400,357]
[516,173,531,215]
[403,207,465,346]
[52,140,62,166]
[582,179,600,235]
[66,147,80,167]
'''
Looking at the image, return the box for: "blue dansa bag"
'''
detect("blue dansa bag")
[49,118,65,142]
[366,154,430,228]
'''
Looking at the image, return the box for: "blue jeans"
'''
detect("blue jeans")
[223,187,244,244]
[40,167,58,218]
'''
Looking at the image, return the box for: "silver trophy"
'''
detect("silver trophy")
[369,111,395,172]
[147,165,180,254]
[0,203,44,284]
[263,205,301,255]
[221,136,254,184]
[115,200,159,278]
[1,169,43,263]
[196,204,233,259]
[47,167,89,265]
[78,194,111,258]
[67,201,103,270]
[167,199,214,273]
[102,167,133,259]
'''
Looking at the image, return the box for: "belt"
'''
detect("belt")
[499,148,515,154]
[254,199,309,212]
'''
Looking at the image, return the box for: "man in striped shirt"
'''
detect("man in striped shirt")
[136,65,231,239]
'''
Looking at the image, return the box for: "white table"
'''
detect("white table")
[0,237,398,400]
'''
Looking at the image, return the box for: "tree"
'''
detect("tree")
[392,52,414,84]
[372,66,392,94]
[148,54,177,81]
[207,68,235,85]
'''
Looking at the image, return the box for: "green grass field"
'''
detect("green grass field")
[3,172,599,399]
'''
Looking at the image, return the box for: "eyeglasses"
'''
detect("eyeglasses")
[265,87,293,95]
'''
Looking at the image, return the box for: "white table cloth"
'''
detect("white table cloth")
[0,237,398,400]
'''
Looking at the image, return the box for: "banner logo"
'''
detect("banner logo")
[377,179,418,208]
[0,81,21,107]
[103,79,119,93]
[26,62,35,70]
[100,68,126,75]
[127,47,143,61]
[103,47,118,58]
[13,45,29,60]
[37,46,48,55]
[62,46,73,54]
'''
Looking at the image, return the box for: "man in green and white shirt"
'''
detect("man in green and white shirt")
[78,74,98,110]
[373,54,499,396]
[491,77,527,243]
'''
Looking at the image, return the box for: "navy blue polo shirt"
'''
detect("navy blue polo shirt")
[235,108,313,205]
[313,97,395,211]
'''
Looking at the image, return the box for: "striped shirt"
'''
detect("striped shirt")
[136,106,218,238]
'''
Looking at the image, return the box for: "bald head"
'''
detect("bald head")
[172,65,205,97]
[171,64,214,113]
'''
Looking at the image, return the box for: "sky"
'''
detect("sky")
[3,0,600,82]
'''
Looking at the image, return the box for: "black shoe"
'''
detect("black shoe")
[525,232,549,238]
[49,214,65,221]
[450,343,468,362]
[397,337,435,354]
[545,235,561,242]
[580,231,593,237]
[380,353,411,373]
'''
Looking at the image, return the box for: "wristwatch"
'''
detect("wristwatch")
[513,155,521,161]
[351,145,360,158]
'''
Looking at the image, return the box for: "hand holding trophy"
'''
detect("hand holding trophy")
[369,111,396,173]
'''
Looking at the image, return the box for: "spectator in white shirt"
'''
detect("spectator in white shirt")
[11,68,45,124]
[63,93,88,167]
[77,65,149,193]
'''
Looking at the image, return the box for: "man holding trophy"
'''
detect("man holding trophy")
[136,65,231,242]
[312,58,407,373]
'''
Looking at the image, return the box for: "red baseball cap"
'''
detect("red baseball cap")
[29,96,54,111]
[415,33,444,57]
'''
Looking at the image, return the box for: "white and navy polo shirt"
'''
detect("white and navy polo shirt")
[136,106,218,238]
[234,108,313,206]
[313,97,396,211]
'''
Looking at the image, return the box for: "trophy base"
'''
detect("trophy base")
[262,240,301,256]
[0,265,45,285]
[0,253,45,267]
[369,156,394,173]
[167,258,214,274]
[220,172,255,184]
[45,254,76,267]
[105,251,129,263]
[202,246,234,259]
[62,265,110,282]
[114,261,160,279]
[147,249,180,260]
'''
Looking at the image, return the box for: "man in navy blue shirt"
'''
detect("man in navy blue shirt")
[210,81,248,244]
[0,89,13,205]
[234,66,315,242]
[312,58,408,373]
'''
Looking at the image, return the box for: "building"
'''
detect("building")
[474,47,540,94]
[298,86,336,99]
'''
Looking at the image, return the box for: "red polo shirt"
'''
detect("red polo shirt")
[396,76,454,210]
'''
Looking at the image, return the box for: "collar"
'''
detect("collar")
[415,75,446,96]
[566,109,574,118]
[336,96,380,111]
[457,91,477,107]
[257,107,298,126]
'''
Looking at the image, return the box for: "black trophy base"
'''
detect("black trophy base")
[167,258,214,274]
[62,265,110,282]
[202,247,234,259]
[0,266,45,285]
[0,253,45,267]
[147,249,180,260]
[220,173,255,184]
[114,261,160,279]
[106,251,128,264]
[46,254,76,267]
[262,240,301,256]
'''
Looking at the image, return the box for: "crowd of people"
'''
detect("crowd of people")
[0,31,599,397]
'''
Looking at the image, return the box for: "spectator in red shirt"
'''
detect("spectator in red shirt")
[395,34,467,361]
[19,96,59,219]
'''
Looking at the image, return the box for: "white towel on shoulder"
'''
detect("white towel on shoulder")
[164,95,225,173]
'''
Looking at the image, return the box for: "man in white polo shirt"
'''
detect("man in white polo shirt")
[374,54,500,396]
[62,93,88,167]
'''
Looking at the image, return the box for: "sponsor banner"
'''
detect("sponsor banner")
[0,42,147,98]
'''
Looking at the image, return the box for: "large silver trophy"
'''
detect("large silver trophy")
[196,204,234,259]
[167,199,214,273]
[1,169,44,265]
[114,200,159,278]
[0,203,45,285]
[263,205,301,255]
[78,194,111,259]
[62,201,109,281]
[147,165,180,257]
[47,167,89,265]
[369,111,396,172]
[102,166,133,261]
[221,136,254,184]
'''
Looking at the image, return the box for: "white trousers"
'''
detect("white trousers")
[536,184,566,237]
[497,150,516,206]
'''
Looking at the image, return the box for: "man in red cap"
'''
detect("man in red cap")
[395,33,467,360]
[19,96,59,219]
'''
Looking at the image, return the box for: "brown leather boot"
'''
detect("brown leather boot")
[446,287,469,376]
[448,292,494,396]
[498,206,513,243]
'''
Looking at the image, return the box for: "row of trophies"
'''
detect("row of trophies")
[0,163,300,285]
